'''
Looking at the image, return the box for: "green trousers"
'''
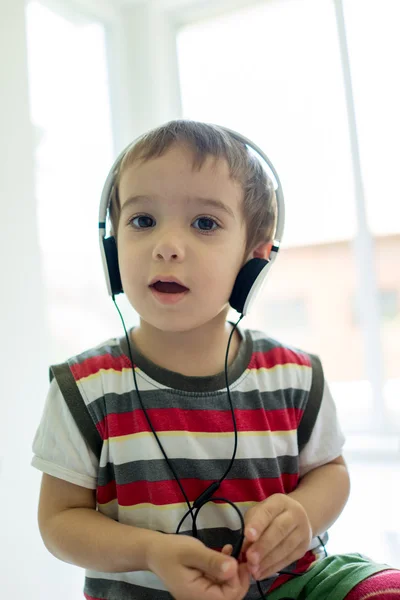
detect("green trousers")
[264,553,392,600]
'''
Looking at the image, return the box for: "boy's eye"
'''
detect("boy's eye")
[130,215,155,229]
[129,215,220,232]
[192,217,220,232]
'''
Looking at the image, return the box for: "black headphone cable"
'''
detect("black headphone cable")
[113,298,326,599]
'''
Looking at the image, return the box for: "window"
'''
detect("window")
[177,0,400,435]
[260,298,309,333]
[178,0,357,249]
[343,0,400,239]
[352,288,399,325]
[380,290,398,322]
[26,1,121,361]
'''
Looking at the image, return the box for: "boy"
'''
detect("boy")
[32,120,399,599]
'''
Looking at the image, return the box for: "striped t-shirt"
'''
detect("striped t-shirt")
[32,324,345,599]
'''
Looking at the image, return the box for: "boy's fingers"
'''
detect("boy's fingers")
[186,546,238,582]
[238,562,251,594]
[221,544,233,556]
[241,538,251,556]
[244,495,285,542]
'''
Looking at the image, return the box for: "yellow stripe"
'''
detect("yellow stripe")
[76,366,139,383]
[110,428,296,443]
[98,498,257,511]
[254,363,310,374]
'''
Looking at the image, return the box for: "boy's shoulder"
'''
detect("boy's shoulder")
[50,334,128,377]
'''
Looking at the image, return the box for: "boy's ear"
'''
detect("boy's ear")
[249,241,273,261]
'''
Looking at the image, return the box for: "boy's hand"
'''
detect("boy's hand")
[148,534,250,600]
[242,494,312,581]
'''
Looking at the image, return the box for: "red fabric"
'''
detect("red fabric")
[98,406,303,436]
[96,473,298,506]
[344,569,400,599]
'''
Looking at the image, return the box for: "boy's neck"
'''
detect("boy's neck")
[130,313,241,378]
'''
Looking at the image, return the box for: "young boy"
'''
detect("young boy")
[32,120,399,600]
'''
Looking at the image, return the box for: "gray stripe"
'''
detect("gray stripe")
[68,339,124,364]
[180,525,241,547]
[84,577,278,599]
[98,456,299,487]
[88,386,309,427]
[86,575,265,600]
[85,565,301,600]
[85,577,173,600]
[50,363,103,458]
[298,353,324,452]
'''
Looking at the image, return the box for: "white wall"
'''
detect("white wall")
[0,1,84,598]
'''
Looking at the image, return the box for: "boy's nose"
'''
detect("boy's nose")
[152,237,185,262]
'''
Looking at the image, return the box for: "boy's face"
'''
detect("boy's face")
[117,143,248,333]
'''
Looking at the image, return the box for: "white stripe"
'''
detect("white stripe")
[76,367,169,406]
[99,497,257,533]
[98,501,323,549]
[236,363,311,393]
[99,428,298,467]
[90,486,257,591]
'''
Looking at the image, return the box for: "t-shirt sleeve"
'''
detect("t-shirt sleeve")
[298,379,346,477]
[31,377,99,489]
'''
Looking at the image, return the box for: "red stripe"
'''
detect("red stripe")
[344,570,400,599]
[71,345,310,383]
[249,346,310,370]
[97,474,298,506]
[97,407,303,440]
[70,352,132,380]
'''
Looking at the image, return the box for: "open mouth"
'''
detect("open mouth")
[150,281,189,294]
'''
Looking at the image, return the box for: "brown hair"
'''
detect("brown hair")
[109,120,277,258]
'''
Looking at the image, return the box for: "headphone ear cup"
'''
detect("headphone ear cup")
[103,236,123,296]
[229,258,270,315]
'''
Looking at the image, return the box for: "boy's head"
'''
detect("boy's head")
[108,120,277,332]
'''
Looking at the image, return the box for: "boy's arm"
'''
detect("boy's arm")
[287,454,350,537]
[39,474,249,599]
[38,474,162,573]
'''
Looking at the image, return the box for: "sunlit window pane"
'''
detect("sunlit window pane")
[178,0,357,248]
[26,2,120,360]
[343,0,400,238]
